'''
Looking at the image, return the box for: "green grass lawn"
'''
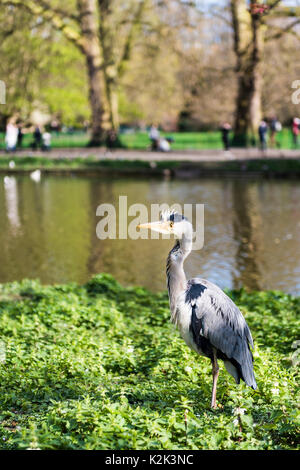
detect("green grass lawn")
[0,131,90,149]
[119,131,225,150]
[0,274,298,450]
[0,129,297,150]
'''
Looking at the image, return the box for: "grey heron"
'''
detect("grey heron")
[139,210,257,409]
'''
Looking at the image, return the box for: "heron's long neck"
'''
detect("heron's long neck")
[166,234,192,323]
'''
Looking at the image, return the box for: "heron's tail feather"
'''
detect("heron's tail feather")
[239,348,257,390]
[224,351,257,390]
[241,345,257,390]
[241,355,257,390]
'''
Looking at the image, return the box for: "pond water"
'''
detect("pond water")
[0,173,299,294]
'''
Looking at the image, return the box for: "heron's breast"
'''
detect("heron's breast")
[175,295,199,354]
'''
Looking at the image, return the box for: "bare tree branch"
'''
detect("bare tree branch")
[209,9,232,28]
[267,0,282,12]
[268,3,300,17]
[265,17,300,41]
[117,0,148,77]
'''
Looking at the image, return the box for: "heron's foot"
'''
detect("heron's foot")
[210,400,224,410]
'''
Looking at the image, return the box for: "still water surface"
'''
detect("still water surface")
[0,174,299,294]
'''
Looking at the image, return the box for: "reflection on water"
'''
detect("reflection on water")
[232,182,264,291]
[0,174,299,294]
[4,176,20,232]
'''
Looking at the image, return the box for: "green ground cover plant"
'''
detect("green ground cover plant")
[0,155,155,170]
[0,274,299,449]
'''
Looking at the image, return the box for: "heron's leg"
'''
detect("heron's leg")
[211,349,219,409]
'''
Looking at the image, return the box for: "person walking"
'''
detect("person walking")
[32,126,42,150]
[258,120,268,151]
[221,122,232,151]
[5,119,18,152]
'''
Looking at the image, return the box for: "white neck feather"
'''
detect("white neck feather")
[166,227,193,323]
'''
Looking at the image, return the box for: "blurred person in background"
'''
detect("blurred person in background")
[157,136,170,152]
[149,124,160,151]
[42,129,51,151]
[105,129,118,151]
[32,125,42,150]
[17,123,24,149]
[5,119,18,152]
[221,122,232,151]
[258,120,268,151]
[50,119,60,135]
[269,116,282,148]
[292,117,299,148]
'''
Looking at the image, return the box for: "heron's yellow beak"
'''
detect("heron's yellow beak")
[137,220,171,235]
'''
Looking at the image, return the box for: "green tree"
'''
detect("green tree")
[0,0,153,144]
[0,4,89,129]
[0,0,199,142]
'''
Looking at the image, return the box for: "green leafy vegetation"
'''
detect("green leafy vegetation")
[0,154,299,178]
[0,155,180,174]
[0,155,151,169]
[0,274,298,449]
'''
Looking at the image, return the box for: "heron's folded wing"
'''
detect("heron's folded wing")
[186,278,254,361]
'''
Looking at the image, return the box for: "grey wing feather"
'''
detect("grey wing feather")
[186,278,256,388]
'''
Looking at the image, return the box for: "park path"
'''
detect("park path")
[2,147,300,162]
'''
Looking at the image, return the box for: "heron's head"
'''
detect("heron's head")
[138,210,193,240]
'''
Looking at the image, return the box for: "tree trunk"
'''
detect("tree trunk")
[84,54,105,145]
[231,1,264,146]
[106,79,119,131]
[98,0,120,132]
[78,0,107,145]
[98,0,147,133]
